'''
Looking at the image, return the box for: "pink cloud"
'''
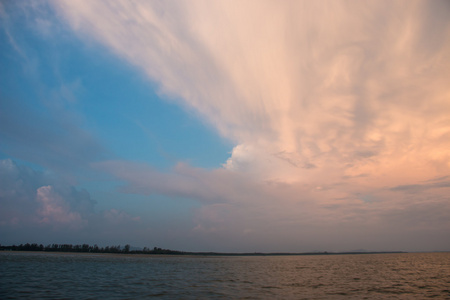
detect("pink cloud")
[0,159,143,245]
[47,1,450,251]
[36,185,86,228]
[51,1,450,188]
[94,159,450,251]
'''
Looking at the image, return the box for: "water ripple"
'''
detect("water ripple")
[1,252,449,299]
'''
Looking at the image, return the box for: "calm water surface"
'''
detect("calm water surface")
[1,252,449,299]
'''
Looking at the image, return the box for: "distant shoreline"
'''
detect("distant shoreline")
[0,249,410,257]
[7,243,442,256]
[0,251,200,258]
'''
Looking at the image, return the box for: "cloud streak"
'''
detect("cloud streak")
[93,159,450,252]
[51,0,450,184]
[0,2,106,180]
[2,1,447,251]
[46,0,450,251]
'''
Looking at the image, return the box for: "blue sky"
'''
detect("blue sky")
[1,1,450,252]
[0,1,230,249]
[0,3,230,170]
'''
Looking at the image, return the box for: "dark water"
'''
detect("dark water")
[1,252,449,299]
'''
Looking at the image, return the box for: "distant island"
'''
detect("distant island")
[0,243,406,256]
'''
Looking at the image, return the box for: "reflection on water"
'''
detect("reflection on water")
[1,252,449,299]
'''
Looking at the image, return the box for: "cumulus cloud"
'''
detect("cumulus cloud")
[0,159,93,228]
[36,185,87,228]
[0,159,140,245]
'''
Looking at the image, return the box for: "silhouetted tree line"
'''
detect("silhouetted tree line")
[0,243,184,255]
[0,243,406,256]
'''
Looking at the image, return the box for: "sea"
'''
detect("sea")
[1,251,449,299]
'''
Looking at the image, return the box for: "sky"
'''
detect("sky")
[1,0,449,253]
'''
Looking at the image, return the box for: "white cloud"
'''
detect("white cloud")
[0,159,96,229]
[47,1,450,251]
[0,159,142,245]
[93,159,450,251]
[51,0,450,184]
[36,185,86,228]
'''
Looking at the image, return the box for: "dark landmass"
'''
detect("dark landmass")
[0,243,406,256]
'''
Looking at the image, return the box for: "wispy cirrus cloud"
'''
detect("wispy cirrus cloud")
[0,2,107,181]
